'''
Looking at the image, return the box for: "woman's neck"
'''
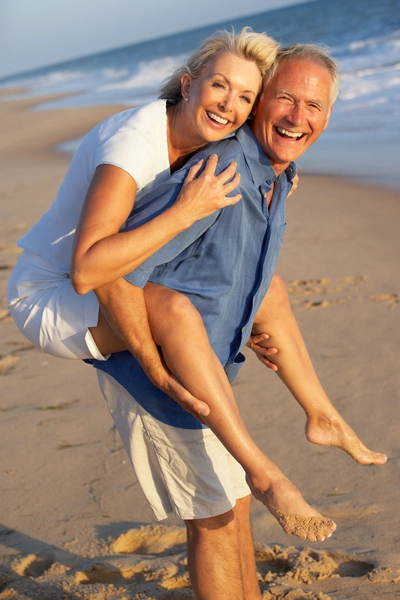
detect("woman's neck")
[167,103,205,172]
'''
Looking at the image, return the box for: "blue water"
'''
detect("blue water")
[1,0,400,189]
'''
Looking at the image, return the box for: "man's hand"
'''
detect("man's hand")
[246,333,279,371]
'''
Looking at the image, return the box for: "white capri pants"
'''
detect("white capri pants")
[7,250,106,360]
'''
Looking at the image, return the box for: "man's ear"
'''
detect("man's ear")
[323,104,334,131]
[181,73,193,101]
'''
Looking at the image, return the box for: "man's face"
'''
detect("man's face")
[251,58,333,175]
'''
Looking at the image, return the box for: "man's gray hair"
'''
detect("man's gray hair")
[265,44,339,105]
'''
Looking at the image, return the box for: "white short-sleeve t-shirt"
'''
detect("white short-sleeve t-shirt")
[19,100,170,272]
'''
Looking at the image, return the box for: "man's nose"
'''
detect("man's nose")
[287,102,305,126]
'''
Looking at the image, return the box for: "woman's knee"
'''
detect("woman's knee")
[154,287,203,327]
[269,273,288,298]
[145,284,204,342]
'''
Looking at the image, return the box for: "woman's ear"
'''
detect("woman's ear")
[180,73,192,101]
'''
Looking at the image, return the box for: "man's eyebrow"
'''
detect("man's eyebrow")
[275,88,325,108]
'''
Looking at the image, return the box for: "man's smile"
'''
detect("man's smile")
[275,126,305,140]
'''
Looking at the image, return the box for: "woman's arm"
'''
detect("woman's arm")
[71,156,241,294]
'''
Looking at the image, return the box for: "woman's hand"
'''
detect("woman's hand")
[246,333,279,371]
[174,154,243,226]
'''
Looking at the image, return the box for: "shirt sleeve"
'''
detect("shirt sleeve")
[123,178,221,287]
[122,137,238,287]
[95,128,156,191]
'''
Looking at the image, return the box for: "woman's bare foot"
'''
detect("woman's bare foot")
[247,473,336,542]
[305,413,387,465]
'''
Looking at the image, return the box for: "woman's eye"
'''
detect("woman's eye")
[240,95,251,104]
[212,82,225,89]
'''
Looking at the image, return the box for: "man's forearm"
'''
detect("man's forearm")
[95,278,168,385]
[94,278,210,418]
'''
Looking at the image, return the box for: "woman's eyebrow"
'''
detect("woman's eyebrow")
[213,73,257,95]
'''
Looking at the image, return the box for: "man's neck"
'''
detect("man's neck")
[270,161,290,178]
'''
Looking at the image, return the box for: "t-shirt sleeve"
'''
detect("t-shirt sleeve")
[95,128,156,191]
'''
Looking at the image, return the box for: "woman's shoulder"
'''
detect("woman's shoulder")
[97,99,167,138]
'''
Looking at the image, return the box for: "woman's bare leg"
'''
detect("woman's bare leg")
[90,278,335,540]
[90,278,336,540]
[251,274,387,466]
[141,282,336,542]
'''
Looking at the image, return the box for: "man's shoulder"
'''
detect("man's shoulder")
[196,135,244,164]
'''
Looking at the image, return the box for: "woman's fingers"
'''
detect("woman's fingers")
[185,159,204,182]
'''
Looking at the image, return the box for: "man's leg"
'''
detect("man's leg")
[97,371,260,597]
[185,496,261,600]
[251,274,387,465]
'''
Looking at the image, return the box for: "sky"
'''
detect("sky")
[0,0,313,79]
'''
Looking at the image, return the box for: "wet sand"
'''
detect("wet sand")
[0,91,399,599]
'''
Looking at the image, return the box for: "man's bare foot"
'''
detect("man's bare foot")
[247,474,336,542]
[305,413,387,465]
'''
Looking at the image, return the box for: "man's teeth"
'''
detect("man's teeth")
[207,111,228,125]
[276,127,303,139]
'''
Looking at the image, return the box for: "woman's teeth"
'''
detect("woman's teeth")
[207,111,228,125]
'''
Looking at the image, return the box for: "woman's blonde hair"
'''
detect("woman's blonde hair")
[159,27,278,105]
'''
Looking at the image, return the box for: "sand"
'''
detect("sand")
[0,90,399,600]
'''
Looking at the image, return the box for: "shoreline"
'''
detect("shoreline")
[1,88,399,194]
[1,94,399,599]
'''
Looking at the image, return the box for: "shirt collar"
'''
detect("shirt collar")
[235,124,297,186]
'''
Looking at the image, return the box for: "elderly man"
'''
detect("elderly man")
[91,46,384,599]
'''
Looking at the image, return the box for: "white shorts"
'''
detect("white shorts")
[7,250,106,360]
[98,371,251,521]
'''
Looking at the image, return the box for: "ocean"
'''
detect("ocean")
[1,0,400,189]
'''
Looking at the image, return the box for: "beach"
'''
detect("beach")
[0,91,399,600]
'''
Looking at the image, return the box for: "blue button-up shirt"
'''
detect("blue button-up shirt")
[93,124,296,428]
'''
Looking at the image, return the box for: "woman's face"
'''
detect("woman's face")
[181,52,262,145]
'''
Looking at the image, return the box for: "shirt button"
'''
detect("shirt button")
[263,192,267,198]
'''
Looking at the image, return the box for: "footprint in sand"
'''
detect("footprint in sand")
[111,523,187,555]
[255,544,374,585]
[0,354,20,375]
[287,276,398,311]
[74,524,191,595]
[12,551,55,578]
[1,525,390,600]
